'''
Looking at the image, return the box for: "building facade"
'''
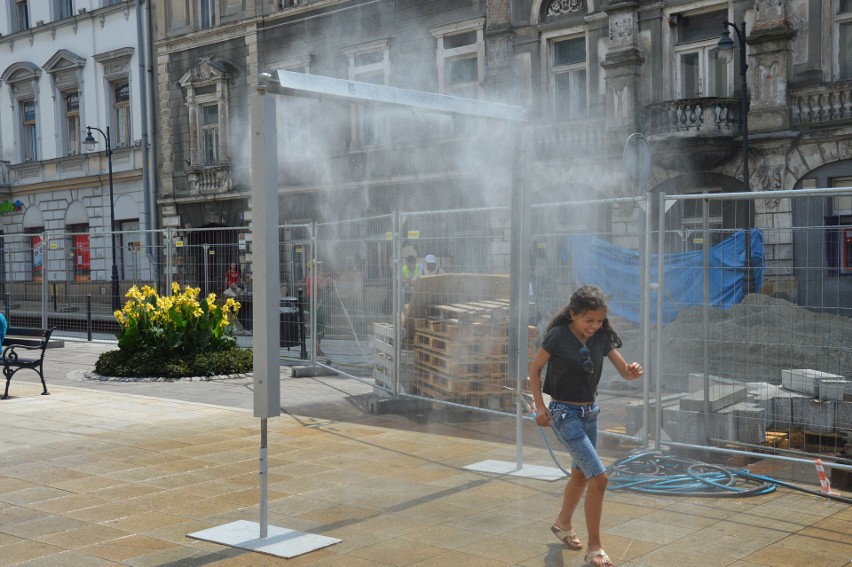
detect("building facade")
[0,0,155,292]
[151,0,852,310]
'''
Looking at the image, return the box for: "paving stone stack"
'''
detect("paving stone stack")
[626,369,851,452]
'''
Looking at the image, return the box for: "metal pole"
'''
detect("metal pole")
[107,127,120,311]
[41,233,48,330]
[654,191,666,450]
[725,20,752,295]
[297,287,307,359]
[87,294,92,341]
[259,418,268,538]
[508,122,530,469]
[702,197,710,441]
[641,192,652,449]
[392,212,401,397]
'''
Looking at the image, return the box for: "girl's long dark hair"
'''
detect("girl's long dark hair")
[546,284,623,347]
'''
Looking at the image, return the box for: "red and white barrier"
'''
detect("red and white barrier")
[814,459,835,495]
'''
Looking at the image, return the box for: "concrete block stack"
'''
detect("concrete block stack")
[637,368,851,453]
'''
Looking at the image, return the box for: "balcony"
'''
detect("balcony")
[528,119,607,161]
[791,85,852,127]
[641,98,741,171]
[187,164,232,195]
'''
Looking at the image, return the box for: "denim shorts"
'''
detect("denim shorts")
[549,401,606,479]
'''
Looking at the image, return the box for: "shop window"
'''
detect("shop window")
[31,233,43,282]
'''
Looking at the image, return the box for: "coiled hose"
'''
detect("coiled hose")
[608,451,852,504]
[532,420,852,504]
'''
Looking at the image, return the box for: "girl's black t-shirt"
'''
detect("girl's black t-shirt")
[541,325,616,403]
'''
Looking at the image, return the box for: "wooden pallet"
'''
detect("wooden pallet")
[413,368,509,395]
[411,380,516,410]
[414,349,507,377]
[414,331,509,357]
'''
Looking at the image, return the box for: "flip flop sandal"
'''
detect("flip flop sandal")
[584,549,614,567]
[550,524,583,550]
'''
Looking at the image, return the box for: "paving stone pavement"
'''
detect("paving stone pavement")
[0,340,850,566]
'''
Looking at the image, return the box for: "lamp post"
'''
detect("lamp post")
[718,20,754,294]
[83,126,120,311]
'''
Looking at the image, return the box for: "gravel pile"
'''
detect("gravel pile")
[661,294,852,384]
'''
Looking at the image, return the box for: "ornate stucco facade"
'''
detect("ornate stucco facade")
[151,0,852,310]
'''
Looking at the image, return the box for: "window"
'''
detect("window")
[672,9,730,98]
[200,103,219,165]
[112,81,131,147]
[837,1,852,79]
[21,100,37,162]
[54,0,72,19]
[550,36,587,119]
[15,0,29,32]
[830,177,852,273]
[31,233,43,282]
[178,56,234,171]
[64,91,80,155]
[200,0,216,29]
[431,19,485,98]
[343,41,389,148]
[68,225,91,282]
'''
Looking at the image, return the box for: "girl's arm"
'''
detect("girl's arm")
[607,349,643,380]
[528,347,552,427]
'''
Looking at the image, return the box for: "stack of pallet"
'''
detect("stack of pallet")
[411,299,537,410]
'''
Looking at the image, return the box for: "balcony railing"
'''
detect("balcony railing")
[187,164,232,195]
[791,85,852,125]
[528,119,606,159]
[642,98,741,136]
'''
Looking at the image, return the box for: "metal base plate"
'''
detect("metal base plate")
[464,459,567,481]
[187,520,341,558]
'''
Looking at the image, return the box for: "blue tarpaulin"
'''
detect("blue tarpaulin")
[562,230,764,325]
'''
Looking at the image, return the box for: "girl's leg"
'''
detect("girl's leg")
[556,466,587,530]
[583,471,609,552]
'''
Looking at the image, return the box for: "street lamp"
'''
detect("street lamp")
[83,126,120,311]
[718,20,754,294]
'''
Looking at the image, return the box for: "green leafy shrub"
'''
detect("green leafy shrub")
[95,283,253,378]
[95,346,253,378]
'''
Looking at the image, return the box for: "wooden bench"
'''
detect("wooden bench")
[2,328,55,399]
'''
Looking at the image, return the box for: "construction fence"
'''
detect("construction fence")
[3,189,852,468]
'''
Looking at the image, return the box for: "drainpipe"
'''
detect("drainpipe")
[137,0,159,287]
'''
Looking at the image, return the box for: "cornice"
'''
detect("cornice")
[157,21,257,56]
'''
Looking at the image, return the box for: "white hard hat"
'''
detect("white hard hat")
[425,254,437,263]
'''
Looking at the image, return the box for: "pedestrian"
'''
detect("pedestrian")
[401,254,422,303]
[423,254,441,276]
[527,285,642,567]
[305,260,329,356]
[224,263,241,289]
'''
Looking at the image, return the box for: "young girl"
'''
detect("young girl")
[528,285,642,567]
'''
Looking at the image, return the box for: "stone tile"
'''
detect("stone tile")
[606,517,698,545]
[36,523,130,549]
[399,523,491,550]
[0,539,66,564]
[742,538,850,566]
[3,513,90,539]
[0,485,74,506]
[455,534,549,564]
[630,546,734,567]
[77,534,180,562]
[14,549,124,566]
[350,537,445,565]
